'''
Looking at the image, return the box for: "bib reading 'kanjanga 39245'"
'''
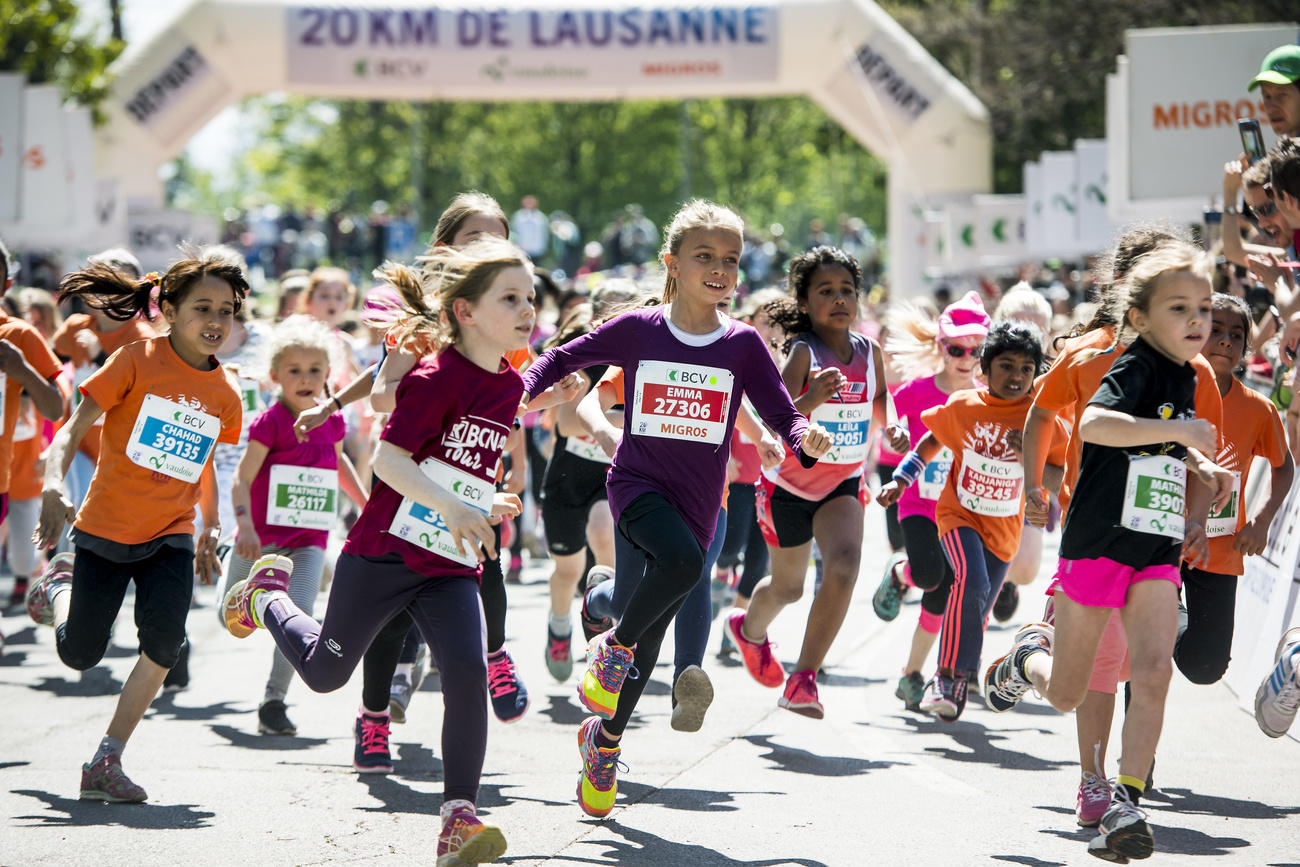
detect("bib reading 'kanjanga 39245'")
[955,448,1024,517]
[126,393,219,483]
[388,457,494,567]
[631,359,734,445]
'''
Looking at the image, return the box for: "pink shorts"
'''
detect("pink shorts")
[1055,556,1181,609]
[1045,581,1130,694]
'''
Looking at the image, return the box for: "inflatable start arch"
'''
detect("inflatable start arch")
[99,0,991,288]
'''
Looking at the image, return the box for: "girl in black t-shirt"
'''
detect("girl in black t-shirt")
[983,241,1233,863]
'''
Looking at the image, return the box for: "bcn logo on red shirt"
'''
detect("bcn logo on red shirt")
[442,416,508,472]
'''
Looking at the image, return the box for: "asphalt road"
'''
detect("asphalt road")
[2,522,1298,866]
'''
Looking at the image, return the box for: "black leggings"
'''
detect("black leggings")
[877,464,904,552]
[606,493,706,737]
[1174,566,1236,685]
[717,482,769,599]
[359,522,508,712]
[900,515,955,617]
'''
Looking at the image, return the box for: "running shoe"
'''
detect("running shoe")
[7,576,28,609]
[983,622,1054,713]
[920,671,969,721]
[487,648,530,723]
[1077,773,1112,828]
[1086,785,1154,862]
[1256,626,1300,738]
[221,553,294,638]
[895,671,926,712]
[545,626,574,683]
[723,609,784,688]
[670,665,714,732]
[577,716,623,818]
[80,753,147,803]
[778,669,824,719]
[580,566,615,644]
[992,582,1020,624]
[26,552,74,626]
[389,674,414,724]
[505,552,523,586]
[436,799,507,866]
[718,629,736,658]
[577,630,637,720]
[162,640,190,693]
[258,699,298,736]
[353,709,394,774]
[872,552,908,621]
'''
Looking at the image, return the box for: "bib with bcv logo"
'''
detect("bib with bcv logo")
[126,394,219,484]
[388,457,493,567]
[809,401,870,465]
[564,434,612,465]
[1120,454,1186,540]
[267,464,338,530]
[1204,470,1241,539]
[955,448,1024,517]
[918,447,953,501]
[631,360,733,445]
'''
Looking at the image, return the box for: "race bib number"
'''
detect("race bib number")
[388,458,493,567]
[918,447,953,501]
[237,376,262,432]
[564,434,612,465]
[956,448,1024,517]
[810,401,870,465]
[266,464,338,530]
[1120,454,1186,540]
[126,394,219,483]
[631,360,733,445]
[1205,470,1242,539]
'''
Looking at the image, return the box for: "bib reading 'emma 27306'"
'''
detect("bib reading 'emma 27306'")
[631,360,733,445]
[388,457,493,567]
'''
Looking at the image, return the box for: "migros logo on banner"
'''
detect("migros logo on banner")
[1151,97,1267,130]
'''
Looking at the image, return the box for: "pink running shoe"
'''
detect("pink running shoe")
[80,753,147,803]
[778,669,824,718]
[26,553,74,626]
[1077,773,1112,827]
[436,799,507,866]
[221,553,293,638]
[723,609,784,688]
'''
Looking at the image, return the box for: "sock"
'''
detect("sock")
[441,798,474,822]
[359,704,389,720]
[900,562,915,588]
[487,647,506,662]
[394,663,414,680]
[91,735,125,765]
[1015,643,1047,682]
[609,630,632,649]
[251,589,287,628]
[549,611,572,637]
[918,609,942,635]
[47,580,72,604]
[593,727,621,750]
[1117,774,1145,805]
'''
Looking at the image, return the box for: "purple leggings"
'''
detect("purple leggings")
[263,552,488,804]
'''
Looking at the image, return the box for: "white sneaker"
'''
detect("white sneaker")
[1086,785,1153,861]
[1256,627,1300,738]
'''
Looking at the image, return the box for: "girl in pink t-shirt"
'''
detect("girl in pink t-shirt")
[227,319,368,736]
[874,291,989,713]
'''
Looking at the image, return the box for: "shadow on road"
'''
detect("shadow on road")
[1151,787,1300,821]
[537,693,589,727]
[28,667,123,697]
[148,695,245,723]
[548,819,829,866]
[992,857,1067,867]
[208,723,329,751]
[891,714,1073,773]
[740,733,903,777]
[618,779,783,813]
[11,789,216,829]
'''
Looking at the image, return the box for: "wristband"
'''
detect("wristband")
[892,451,926,487]
[331,395,343,411]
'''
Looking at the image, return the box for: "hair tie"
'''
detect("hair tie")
[140,272,161,290]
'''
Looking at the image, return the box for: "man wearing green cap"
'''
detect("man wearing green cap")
[1250,44,1300,139]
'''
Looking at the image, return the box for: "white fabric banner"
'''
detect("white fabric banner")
[1036,151,1077,258]
[973,194,1025,264]
[1074,139,1116,253]
[0,74,23,224]
[18,85,70,230]
[63,107,96,243]
[126,206,218,273]
[285,5,781,89]
[1022,161,1044,257]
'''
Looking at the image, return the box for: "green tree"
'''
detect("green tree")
[882,0,1298,192]
[0,0,123,122]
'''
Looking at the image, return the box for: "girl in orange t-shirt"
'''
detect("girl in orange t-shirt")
[26,252,245,804]
[879,321,1067,721]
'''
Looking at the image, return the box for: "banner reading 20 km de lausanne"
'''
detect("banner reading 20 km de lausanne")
[286,5,780,88]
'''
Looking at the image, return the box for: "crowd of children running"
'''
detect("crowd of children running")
[6,183,1300,865]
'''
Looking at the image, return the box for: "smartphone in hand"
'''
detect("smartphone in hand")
[1239,118,1266,164]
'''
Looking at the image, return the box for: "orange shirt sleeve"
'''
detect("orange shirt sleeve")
[80,345,137,414]
[1044,416,1070,467]
[1032,356,1078,413]
[1254,397,1287,467]
[597,367,625,404]
[217,372,243,445]
[920,396,962,454]
[12,321,62,382]
[1191,356,1224,446]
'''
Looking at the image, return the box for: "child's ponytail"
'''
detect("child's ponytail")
[884,302,942,380]
[58,264,158,322]
[763,296,812,355]
[367,261,445,356]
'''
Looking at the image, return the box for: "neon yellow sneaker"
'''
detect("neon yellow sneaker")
[221,554,293,638]
[436,799,506,866]
[577,629,636,720]
[577,716,624,818]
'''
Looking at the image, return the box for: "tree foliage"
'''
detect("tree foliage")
[0,0,123,122]
[881,0,1298,192]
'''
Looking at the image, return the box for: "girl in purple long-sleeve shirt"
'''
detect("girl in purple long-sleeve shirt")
[521,200,831,818]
